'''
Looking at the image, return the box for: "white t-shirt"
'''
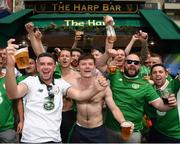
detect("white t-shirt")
[20,76,71,143]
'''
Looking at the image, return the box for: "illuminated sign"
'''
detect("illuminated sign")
[25,1,144,13]
[64,19,105,26]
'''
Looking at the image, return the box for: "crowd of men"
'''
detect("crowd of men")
[0,15,179,143]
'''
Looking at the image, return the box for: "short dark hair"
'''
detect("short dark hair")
[151,64,167,73]
[61,48,71,52]
[60,48,71,55]
[37,52,56,64]
[71,48,83,55]
[150,53,163,63]
[78,53,95,64]
[90,45,104,54]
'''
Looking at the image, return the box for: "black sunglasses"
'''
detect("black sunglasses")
[126,59,140,65]
[47,85,55,99]
[43,85,55,111]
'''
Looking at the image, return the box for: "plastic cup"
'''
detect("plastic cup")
[108,60,116,74]
[15,46,29,69]
[121,121,132,141]
[108,65,116,74]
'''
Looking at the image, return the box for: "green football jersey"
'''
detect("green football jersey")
[153,78,180,139]
[54,63,62,79]
[0,76,14,132]
[105,69,159,132]
[16,75,28,83]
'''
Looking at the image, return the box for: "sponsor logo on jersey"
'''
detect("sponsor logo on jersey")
[132,83,139,89]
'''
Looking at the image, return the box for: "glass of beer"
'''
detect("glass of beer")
[121,121,132,141]
[108,60,116,74]
[15,43,29,69]
[160,88,172,104]
[75,30,84,41]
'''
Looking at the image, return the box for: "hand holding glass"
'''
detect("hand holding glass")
[121,121,133,141]
[15,43,29,69]
[160,88,173,104]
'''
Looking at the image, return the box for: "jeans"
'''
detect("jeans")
[0,129,18,143]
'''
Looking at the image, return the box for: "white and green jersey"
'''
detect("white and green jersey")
[0,76,14,132]
[153,78,180,139]
[105,69,159,132]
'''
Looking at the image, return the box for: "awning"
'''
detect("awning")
[139,9,180,40]
[0,9,33,24]
[0,9,33,47]
[27,13,146,28]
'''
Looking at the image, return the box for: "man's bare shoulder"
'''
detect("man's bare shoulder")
[63,71,80,87]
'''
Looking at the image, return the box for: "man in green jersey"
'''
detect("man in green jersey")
[105,53,177,143]
[0,55,23,142]
[17,57,37,82]
[147,64,180,142]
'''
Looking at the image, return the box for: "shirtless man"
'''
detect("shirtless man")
[57,48,80,143]
[68,54,131,143]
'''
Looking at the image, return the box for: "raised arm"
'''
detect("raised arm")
[96,15,117,68]
[95,37,115,68]
[71,31,82,49]
[5,39,28,99]
[25,22,45,56]
[124,34,139,55]
[138,30,150,64]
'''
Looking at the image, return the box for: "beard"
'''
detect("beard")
[124,67,139,77]
[71,59,78,67]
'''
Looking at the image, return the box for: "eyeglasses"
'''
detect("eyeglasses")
[126,59,140,65]
[43,85,55,111]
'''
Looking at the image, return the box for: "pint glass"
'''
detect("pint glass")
[108,60,116,74]
[15,45,29,69]
[108,65,116,74]
[75,30,84,41]
[121,121,132,141]
[160,88,172,104]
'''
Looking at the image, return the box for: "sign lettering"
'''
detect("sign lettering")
[64,20,105,26]
[25,1,144,13]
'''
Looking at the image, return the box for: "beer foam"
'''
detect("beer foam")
[121,121,131,127]
[15,47,28,55]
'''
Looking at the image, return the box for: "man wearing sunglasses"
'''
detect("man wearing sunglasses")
[5,40,108,143]
[105,53,177,143]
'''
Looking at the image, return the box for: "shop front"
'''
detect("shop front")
[0,0,179,54]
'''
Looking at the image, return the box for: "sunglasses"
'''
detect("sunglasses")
[126,59,140,65]
[47,85,55,99]
[43,85,55,111]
